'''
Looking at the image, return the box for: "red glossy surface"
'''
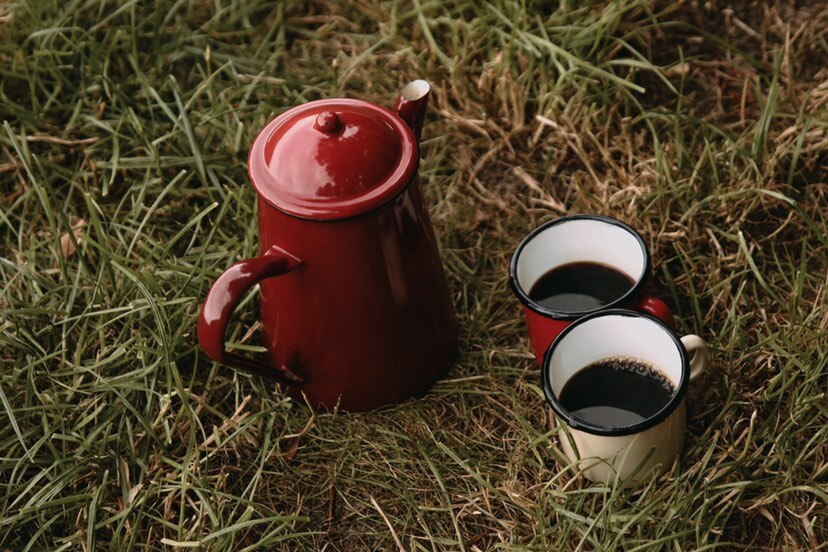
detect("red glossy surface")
[524,295,675,366]
[523,306,569,364]
[248,99,417,220]
[635,296,675,330]
[256,180,456,411]
[198,247,305,384]
[199,81,457,411]
[393,86,428,141]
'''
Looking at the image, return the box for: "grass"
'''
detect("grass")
[1,0,827,549]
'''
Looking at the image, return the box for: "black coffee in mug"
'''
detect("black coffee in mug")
[528,261,634,312]
[559,357,674,427]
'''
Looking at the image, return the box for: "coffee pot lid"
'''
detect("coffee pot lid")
[248,98,418,220]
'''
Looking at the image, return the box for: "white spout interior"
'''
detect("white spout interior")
[401,80,430,101]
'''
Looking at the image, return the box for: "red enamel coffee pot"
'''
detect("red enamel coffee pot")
[198,80,457,411]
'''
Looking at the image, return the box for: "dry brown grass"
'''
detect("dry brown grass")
[1,0,826,549]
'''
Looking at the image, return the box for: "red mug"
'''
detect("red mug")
[198,80,457,411]
[509,215,674,364]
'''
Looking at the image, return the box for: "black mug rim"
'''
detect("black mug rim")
[508,214,652,320]
[540,308,690,437]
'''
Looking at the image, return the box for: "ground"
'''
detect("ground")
[1,0,826,550]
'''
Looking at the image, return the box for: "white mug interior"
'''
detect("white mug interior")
[545,312,685,430]
[514,217,647,303]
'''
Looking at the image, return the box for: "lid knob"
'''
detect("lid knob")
[249,100,418,220]
[314,111,341,133]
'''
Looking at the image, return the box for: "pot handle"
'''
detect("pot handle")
[197,246,304,385]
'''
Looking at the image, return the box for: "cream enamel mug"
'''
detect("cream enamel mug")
[541,309,708,483]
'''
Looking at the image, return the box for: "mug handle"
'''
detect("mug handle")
[680,335,708,382]
[198,246,304,385]
[635,296,676,329]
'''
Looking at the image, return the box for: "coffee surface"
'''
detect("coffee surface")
[559,357,674,428]
[528,261,634,312]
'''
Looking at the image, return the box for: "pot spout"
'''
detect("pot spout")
[393,80,430,142]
